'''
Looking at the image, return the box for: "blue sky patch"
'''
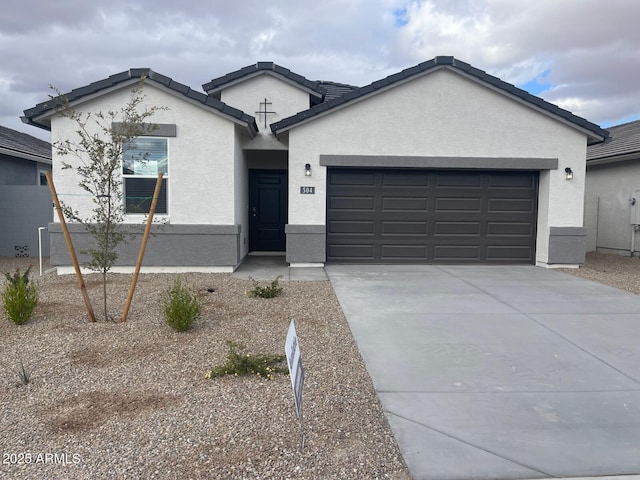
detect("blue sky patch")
[518,69,552,95]
[393,7,409,26]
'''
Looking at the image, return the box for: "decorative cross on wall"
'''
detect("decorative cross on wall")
[255,98,276,128]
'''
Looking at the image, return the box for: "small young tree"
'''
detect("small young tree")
[52,79,167,320]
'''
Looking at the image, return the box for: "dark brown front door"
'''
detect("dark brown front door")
[249,170,287,252]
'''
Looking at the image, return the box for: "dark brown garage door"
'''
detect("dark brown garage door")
[326,169,538,263]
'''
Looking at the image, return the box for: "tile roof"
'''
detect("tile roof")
[202,62,325,103]
[270,56,609,144]
[22,69,258,136]
[587,119,640,162]
[317,81,359,101]
[0,124,51,161]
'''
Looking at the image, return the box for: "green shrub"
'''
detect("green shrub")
[206,340,288,380]
[247,275,283,299]
[2,268,38,325]
[163,277,201,332]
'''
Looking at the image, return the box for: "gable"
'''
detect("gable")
[272,56,608,145]
[22,69,258,137]
[217,73,314,133]
[203,62,324,101]
[289,68,589,160]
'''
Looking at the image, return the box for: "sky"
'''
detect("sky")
[2,0,639,142]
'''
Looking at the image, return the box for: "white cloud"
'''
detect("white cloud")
[2,0,640,140]
[392,0,640,125]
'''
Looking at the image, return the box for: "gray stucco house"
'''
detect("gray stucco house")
[22,56,608,272]
[0,125,52,257]
[585,120,640,255]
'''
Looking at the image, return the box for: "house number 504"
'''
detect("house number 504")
[300,186,315,194]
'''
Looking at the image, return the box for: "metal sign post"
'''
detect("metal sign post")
[285,319,305,450]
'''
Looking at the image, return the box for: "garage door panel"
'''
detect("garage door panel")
[487,222,533,236]
[486,245,534,260]
[328,244,375,260]
[329,196,376,210]
[434,222,481,236]
[329,171,375,185]
[382,221,428,235]
[488,173,536,188]
[435,173,482,187]
[435,198,482,212]
[382,173,429,186]
[487,198,534,212]
[326,168,537,264]
[381,244,428,259]
[328,220,375,235]
[382,197,429,211]
[434,245,480,260]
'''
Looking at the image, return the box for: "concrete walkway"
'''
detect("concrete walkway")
[232,255,328,281]
[325,265,640,480]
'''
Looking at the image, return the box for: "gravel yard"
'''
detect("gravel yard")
[0,257,410,480]
[558,251,640,294]
[2,251,636,479]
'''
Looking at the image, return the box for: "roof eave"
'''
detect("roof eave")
[0,145,52,164]
[21,115,51,132]
[587,151,640,166]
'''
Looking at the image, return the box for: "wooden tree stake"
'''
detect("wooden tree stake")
[121,173,163,322]
[45,171,96,322]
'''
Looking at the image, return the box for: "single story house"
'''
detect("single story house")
[22,56,608,272]
[0,125,52,257]
[585,119,640,255]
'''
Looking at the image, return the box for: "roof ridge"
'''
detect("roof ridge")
[202,62,324,97]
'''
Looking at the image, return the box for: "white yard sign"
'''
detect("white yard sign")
[285,320,304,419]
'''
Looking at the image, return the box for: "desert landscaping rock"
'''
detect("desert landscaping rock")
[0,258,410,479]
[559,251,640,294]
[3,251,634,479]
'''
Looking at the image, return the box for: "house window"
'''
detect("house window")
[39,170,49,186]
[122,137,168,214]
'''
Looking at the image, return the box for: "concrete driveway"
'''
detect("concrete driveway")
[325,265,640,480]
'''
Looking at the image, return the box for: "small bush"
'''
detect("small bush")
[247,275,283,299]
[2,268,38,325]
[206,340,288,380]
[163,277,201,332]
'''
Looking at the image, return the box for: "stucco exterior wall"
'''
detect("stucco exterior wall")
[234,126,249,259]
[50,82,239,226]
[0,154,50,185]
[0,186,51,257]
[585,160,640,255]
[285,68,589,265]
[220,74,311,134]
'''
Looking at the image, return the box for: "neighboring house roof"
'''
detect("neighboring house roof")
[22,68,258,137]
[202,62,326,104]
[271,56,609,145]
[587,119,640,165]
[317,81,359,101]
[0,125,51,164]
